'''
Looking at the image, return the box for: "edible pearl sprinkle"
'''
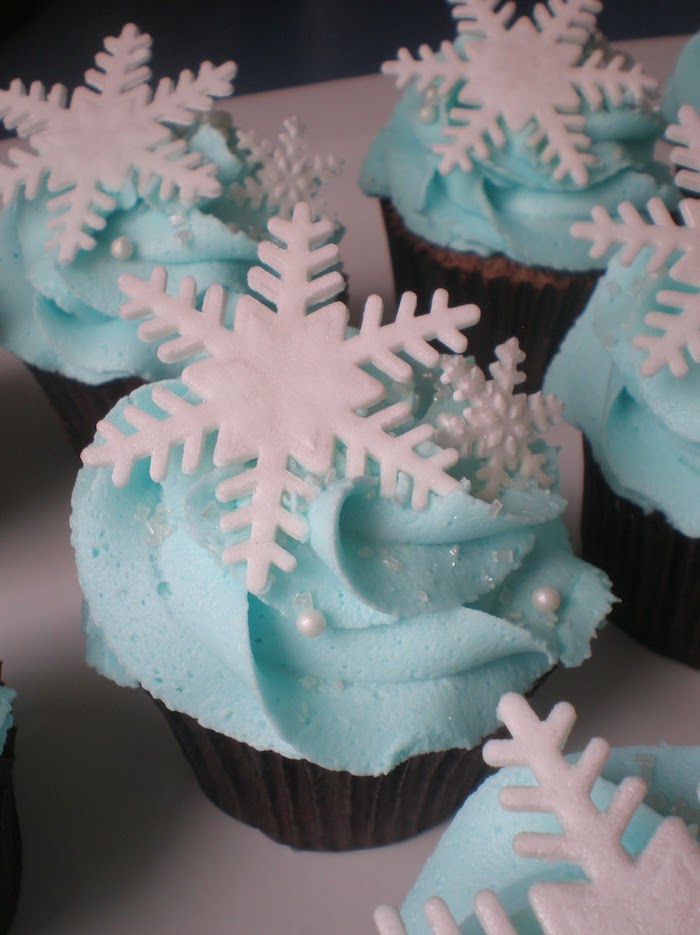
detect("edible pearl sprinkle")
[110,235,134,260]
[531,585,561,614]
[296,609,327,638]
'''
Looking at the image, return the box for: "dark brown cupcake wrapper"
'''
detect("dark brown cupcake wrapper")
[26,365,143,457]
[153,698,502,851]
[581,440,700,667]
[380,200,600,393]
[0,729,21,935]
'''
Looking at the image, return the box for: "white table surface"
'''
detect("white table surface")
[2,35,699,935]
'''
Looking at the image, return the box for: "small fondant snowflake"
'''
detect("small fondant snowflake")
[81,202,480,594]
[381,0,656,185]
[435,338,564,501]
[230,116,342,224]
[375,694,700,935]
[667,104,700,196]
[0,23,236,263]
[572,169,700,378]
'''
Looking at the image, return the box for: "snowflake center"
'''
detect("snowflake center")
[464,23,581,131]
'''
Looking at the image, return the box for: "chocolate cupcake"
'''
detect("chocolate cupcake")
[546,107,700,667]
[360,0,673,391]
[71,203,612,851]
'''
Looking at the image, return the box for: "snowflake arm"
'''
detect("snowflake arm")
[119,267,233,363]
[218,449,312,593]
[449,0,518,37]
[145,60,237,124]
[434,103,505,174]
[633,291,700,377]
[83,386,221,485]
[571,198,694,272]
[374,898,463,935]
[667,104,700,195]
[571,47,658,109]
[381,41,467,96]
[528,106,594,186]
[345,290,478,382]
[531,0,601,44]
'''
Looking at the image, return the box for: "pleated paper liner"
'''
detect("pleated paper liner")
[26,366,143,457]
[581,440,700,668]
[154,699,506,852]
[380,200,600,394]
[0,729,20,935]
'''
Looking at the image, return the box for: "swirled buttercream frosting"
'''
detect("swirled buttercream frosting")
[72,368,612,776]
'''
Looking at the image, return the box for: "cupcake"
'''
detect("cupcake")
[359,0,674,392]
[0,670,19,935]
[0,23,341,454]
[376,693,700,934]
[71,203,613,851]
[545,108,700,666]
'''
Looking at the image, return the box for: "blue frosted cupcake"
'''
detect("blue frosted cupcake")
[71,204,613,850]
[0,672,19,935]
[360,0,673,391]
[546,110,700,666]
[376,693,700,934]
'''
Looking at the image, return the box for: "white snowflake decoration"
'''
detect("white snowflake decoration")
[667,104,700,196]
[0,23,236,263]
[381,0,656,185]
[572,187,700,378]
[81,202,480,594]
[375,694,700,935]
[435,338,564,501]
[230,116,342,223]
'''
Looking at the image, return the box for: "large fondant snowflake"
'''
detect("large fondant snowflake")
[0,23,236,263]
[573,110,700,378]
[230,116,342,224]
[435,338,564,501]
[374,694,700,935]
[381,0,656,185]
[382,0,656,185]
[81,202,480,594]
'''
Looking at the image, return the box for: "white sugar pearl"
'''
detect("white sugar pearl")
[531,586,561,614]
[296,609,327,638]
[110,235,134,261]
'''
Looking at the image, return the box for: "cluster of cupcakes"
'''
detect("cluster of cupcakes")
[2,6,700,934]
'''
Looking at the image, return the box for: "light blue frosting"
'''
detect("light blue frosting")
[360,37,674,270]
[399,744,700,934]
[71,371,612,776]
[663,32,700,121]
[545,249,700,537]
[0,684,15,753]
[0,123,336,384]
